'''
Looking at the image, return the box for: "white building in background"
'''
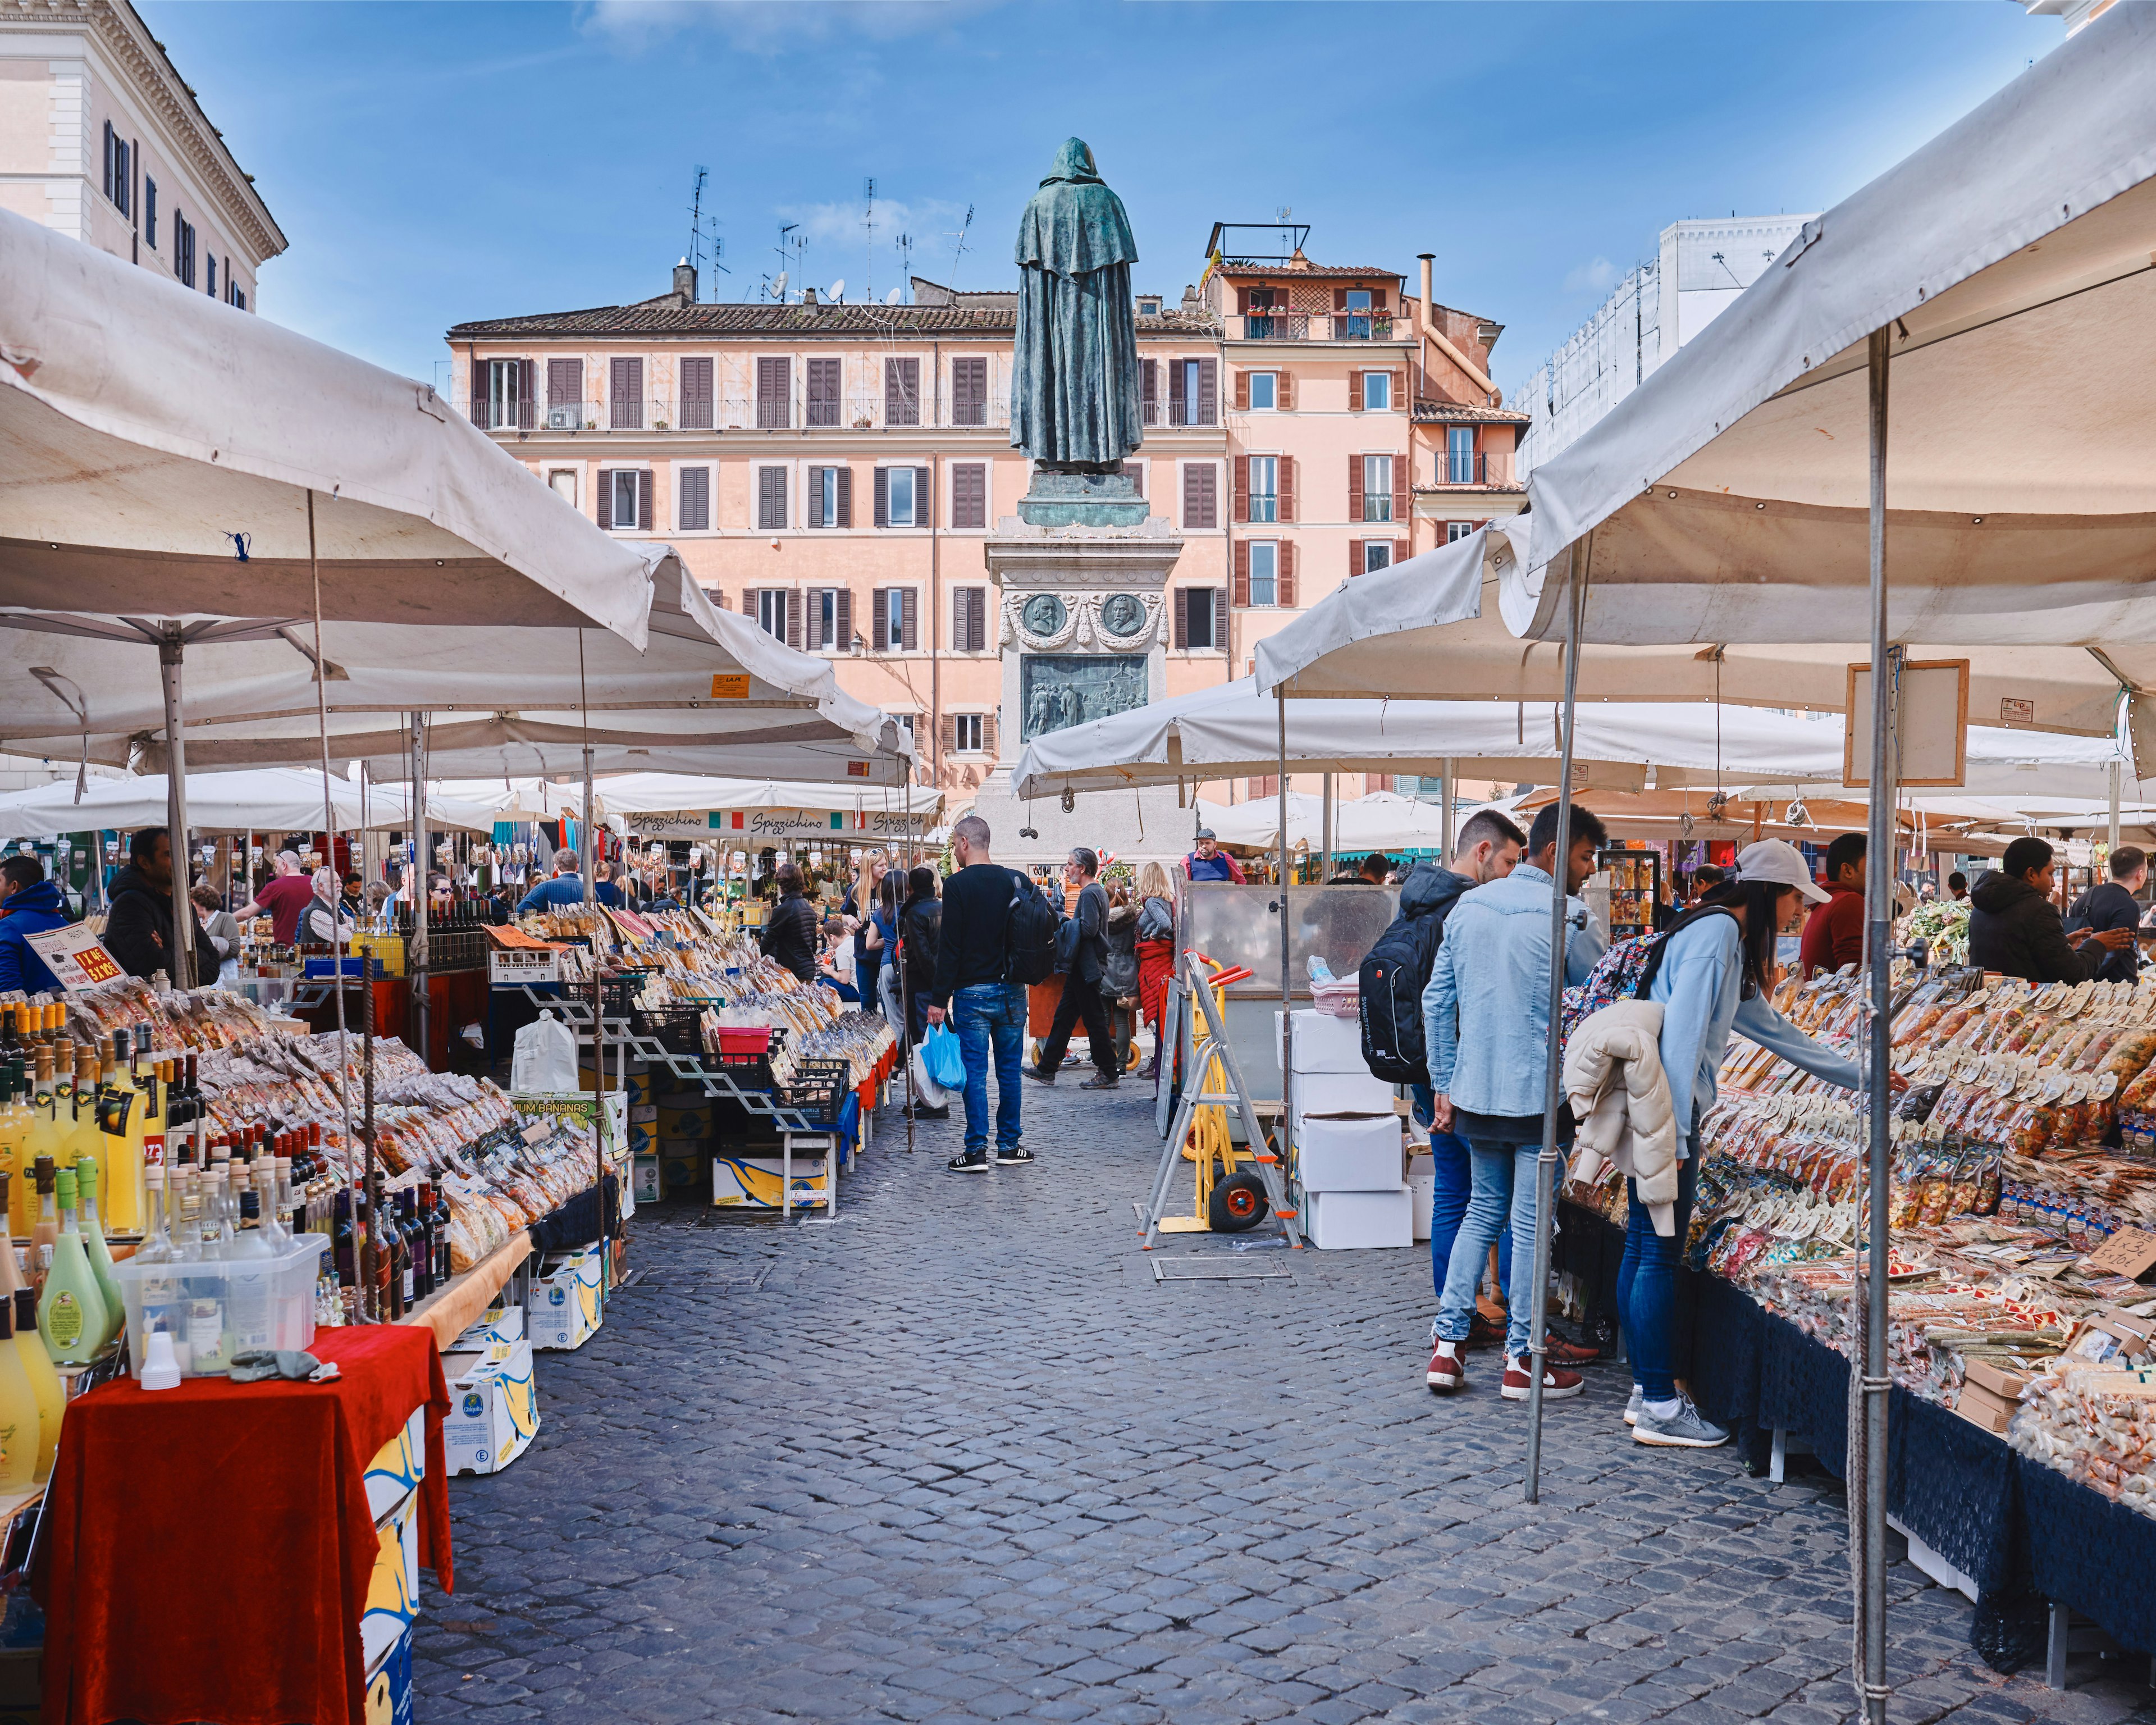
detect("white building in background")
[1516,214,1812,476]
[0,0,284,308]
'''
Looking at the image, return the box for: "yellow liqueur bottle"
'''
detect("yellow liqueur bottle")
[11,1290,60,1480]
[22,1053,60,1229]
[0,1298,41,1491]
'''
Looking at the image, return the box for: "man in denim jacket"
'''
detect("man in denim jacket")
[1420,802,1609,1400]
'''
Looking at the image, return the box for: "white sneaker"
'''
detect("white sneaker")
[1624,1385,1643,1427]
[1632,1395,1730,1449]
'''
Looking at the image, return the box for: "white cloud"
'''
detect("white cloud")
[1562,255,1620,296]
[578,0,998,54]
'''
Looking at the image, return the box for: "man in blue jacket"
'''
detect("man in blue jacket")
[516,861,588,914]
[1421,802,1609,1403]
[0,855,71,994]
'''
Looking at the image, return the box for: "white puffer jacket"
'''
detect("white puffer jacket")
[1562,999,1680,1236]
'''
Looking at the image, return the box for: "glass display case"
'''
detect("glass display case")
[1177,880,1400,1000]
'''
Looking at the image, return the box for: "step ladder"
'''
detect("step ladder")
[1138,949,1304,1252]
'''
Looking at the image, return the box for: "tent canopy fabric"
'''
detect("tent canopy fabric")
[577,773,942,822]
[1511,9,2156,664]
[1202,791,1493,856]
[0,205,654,647]
[0,769,495,841]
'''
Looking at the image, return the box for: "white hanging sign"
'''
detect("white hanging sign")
[24,923,127,991]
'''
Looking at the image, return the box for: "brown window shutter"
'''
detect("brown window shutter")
[469,356,485,426]
[639,472,654,532]
[1141,359,1157,421]
[518,359,536,430]
[1279,540,1297,608]
[1348,539,1364,577]
[1234,370,1249,411]
[1348,454,1364,521]
[916,467,933,527]
[1232,455,1249,524]
[1373,288,1388,312]
[785,589,800,650]
[1232,540,1250,607]
[1390,369,1405,410]
[1278,455,1296,523]
[942,714,956,756]
[1236,286,1251,315]
[1217,588,1230,645]
[595,469,613,530]
[711,588,729,610]
[1391,460,1408,524]
[837,464,853,527]
[1173,588,1189,650]
[983,712,997,758]
[1333,288,1347,312]
[871,588,888,650]
[1278,371,1294,412]
[874,468,889,528]
[1394,538,1410,566]
[1197,358,1217,425]
[549,358,582,412]
[835,587,853,651]
[1350,372,1364,413]
[901,587,919,651]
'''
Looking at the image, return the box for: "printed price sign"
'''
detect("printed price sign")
[25,924,126,992]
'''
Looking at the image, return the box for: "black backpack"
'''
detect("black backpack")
[1359,910,1446,1085]
[1003,870,1060,986]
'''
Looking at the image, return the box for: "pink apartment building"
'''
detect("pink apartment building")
[447,224,1521,804]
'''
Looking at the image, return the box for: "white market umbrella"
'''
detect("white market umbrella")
[0,769,495,841]
[1198,790,1460,856]
[583,773,943,839]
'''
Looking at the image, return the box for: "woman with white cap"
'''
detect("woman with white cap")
[1621,838,1886,1450]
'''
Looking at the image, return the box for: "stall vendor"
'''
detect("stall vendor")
[1183,828,1245,884]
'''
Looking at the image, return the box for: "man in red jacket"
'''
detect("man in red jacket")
[1799,832,1867,979]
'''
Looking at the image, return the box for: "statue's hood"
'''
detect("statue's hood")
[1041,138,1103,188]
[1015,137,1137,276]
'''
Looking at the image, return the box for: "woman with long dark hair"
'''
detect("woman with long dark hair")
[1624,839,1872,1450]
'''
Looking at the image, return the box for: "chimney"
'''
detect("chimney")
[673,257,697,306]
[1418,253,1434,335]
[802,286,819,306]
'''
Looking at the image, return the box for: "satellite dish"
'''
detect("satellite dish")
[827,277,846,303]
[773,271,788,297]
[885,286,903,305]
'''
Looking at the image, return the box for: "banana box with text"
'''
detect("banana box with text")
[442,1336,540,1475]
[525,1243,604,1350]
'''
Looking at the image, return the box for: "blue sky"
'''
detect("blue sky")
[147,1,2061,398]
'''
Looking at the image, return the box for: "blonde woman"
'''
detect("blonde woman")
[1135,861,1176,1076]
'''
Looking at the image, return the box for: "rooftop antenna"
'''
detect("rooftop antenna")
[948,203,974,272]
[1277,203,1294,253]
[895,230,913,300]
[773,222,799,302]
[687,165,709,300]
[863,176,876,305]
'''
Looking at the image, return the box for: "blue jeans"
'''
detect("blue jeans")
[951,982,1027,1156]
[1425,1131,1509,1302]
[1615,1142,1701,1402]
[1436,1137,1545,1358]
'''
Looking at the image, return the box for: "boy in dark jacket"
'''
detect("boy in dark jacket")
[0,856,70,994]
[2066,844,2148,983]
[1969,836,2130,983]
[104,828,209,985]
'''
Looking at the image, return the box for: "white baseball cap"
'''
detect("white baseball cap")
[1731,838,1830,905]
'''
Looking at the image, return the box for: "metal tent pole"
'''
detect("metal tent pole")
[305,491,357,1175]
[1440,757,1456,858]
[1321,773,1333,880]
[1856,325,1895,1725]
[2110,759,2122,857]
[1277,693,1294,1174]
[1525,554,1586,1502]
[156,625,197,990]
[407,712,431,1069]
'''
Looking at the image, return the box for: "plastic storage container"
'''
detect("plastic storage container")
[110,1235,330,1380]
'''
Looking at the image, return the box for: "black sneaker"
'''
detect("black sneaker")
[907,1103,949,1121]
[1022,1066,1056,1085]
[947,1150,990,1174]
[1079,1072,1120,1090]
[993,1144,1033,1166]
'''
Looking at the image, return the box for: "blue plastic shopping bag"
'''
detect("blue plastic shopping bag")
[923,1023,967,1090]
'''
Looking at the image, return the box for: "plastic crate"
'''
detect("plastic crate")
[776,1058,849,1126]
[712,1025,791,1090]
[633,1002,707,1057]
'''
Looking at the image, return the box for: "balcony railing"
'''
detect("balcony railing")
[1228,312,1399,341]
[1425,451,1519,489]
[469,392,1012,433]
[1141,398,1219,428]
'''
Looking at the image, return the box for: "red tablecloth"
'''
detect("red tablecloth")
[33,1324,451,1725]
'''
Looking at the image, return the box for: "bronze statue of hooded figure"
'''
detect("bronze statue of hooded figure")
[1011,138,1144,473]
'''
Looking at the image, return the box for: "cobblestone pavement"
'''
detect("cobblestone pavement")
[415,1078,2156,1725]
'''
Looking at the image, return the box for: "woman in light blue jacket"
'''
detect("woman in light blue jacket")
[1626,839,1865,1450]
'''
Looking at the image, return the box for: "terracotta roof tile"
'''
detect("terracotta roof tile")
[1412,400,1531,425]
[449,302,1220,340]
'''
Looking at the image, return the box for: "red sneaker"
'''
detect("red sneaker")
[1501,1353,1583,1402]
[1543,1333,1602,1367]
[1425,1339,1469,1393]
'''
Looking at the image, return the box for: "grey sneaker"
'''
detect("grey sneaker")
[994,1144,1033,1166]
[1624,1385,1643,1427]
[1632,1395,1730,1448]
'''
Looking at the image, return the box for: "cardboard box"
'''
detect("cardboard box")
[1298,1114,1403,1192]
[1275,1009,1367,1074]
[526,1245,604,1350]
[1306,1187,1413,1251]
[366,1624,413,1725]
[442,1338,539,1475]
[1954,1384,2018,1434]
[362,1487,419,1673]
[1408,1170,1435,1242]
[657,1106,716,1139]
[455,1304,523,1349]
[1290,1069,1396,1120]
[660,1153,704,1193]
[1962,1359,2030,1402]
[361,1406,428,1520]
[712,1156,830,1210]
[632,1156,662,1206]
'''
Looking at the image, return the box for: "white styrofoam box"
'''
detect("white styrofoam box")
[1306,1187,1413,1251]
[1290,1067,1396,1118]
[1298,1113,1403,1192]
[527,1244,604,1350]
[1275,1009,1367,1074]
[455,1304,523,1349]
[442,1338,540,1476]
[632,1155,662,1206]
[1408,1171,1435,1242]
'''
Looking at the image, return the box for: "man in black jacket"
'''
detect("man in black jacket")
[897,866,941,1044]
[1029,846,1117,1088]
[1969,836,2131,983]
[2067,845,2149,984]
[104,827,209,985]
[756,863,819,982]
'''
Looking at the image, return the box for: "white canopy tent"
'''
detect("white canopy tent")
[578,773,943,838]
[0,769,496,841]
[1195,791,1476,856]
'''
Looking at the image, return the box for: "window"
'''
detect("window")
[951,462,987,530]
[225,276,246,311]
[1248,542,1278,608]
[1247,372,1277,411]
[953,714,985,754]
[755,589,791,642]
[1340,289,1372,339]
[1182,464,1218,530]
[757,466,788,531]
[679,357,714,430]
[952,586,987,652]
[872,587,919,651]
[756,357,791,429]
[1446,426,1477,485]
[547,358,583,429]
[678,466,711,532]
[1247,456,1278,524]
[144,177,157,247]
[610,357,645,430]
[174,212,195,288]
[802,587,849,652]
[875,466,931,528]
[102,124,130,216]
[1363,540,1393,573]
[807,466,852,529]
[206,254,217,298]
[601,469,647,531]
[884,357,920,427]
[1446,521,1474,544]
[1168,358,1218,426]
[951,357,988,426]
[486,359,528,431]
[1362,371,1391,412]
[806,358,842,428]
[547,469,578,508]
[1173,588,1218,651]
[1244,286,1286,338]
[1136,297,1162,316]
[892,713,917,742]
[1363,455,1394,522]
[1141,359,1158,426]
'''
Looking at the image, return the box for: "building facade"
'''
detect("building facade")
[0,0,284,305]
[446,223,1522,820]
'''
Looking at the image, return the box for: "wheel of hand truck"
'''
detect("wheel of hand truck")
[1207,1171,1270,1234]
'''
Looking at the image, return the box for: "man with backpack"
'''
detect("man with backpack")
[925,815,1058,1172]
[1421,802,1609,1401]
[1027,847,1119,1090]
